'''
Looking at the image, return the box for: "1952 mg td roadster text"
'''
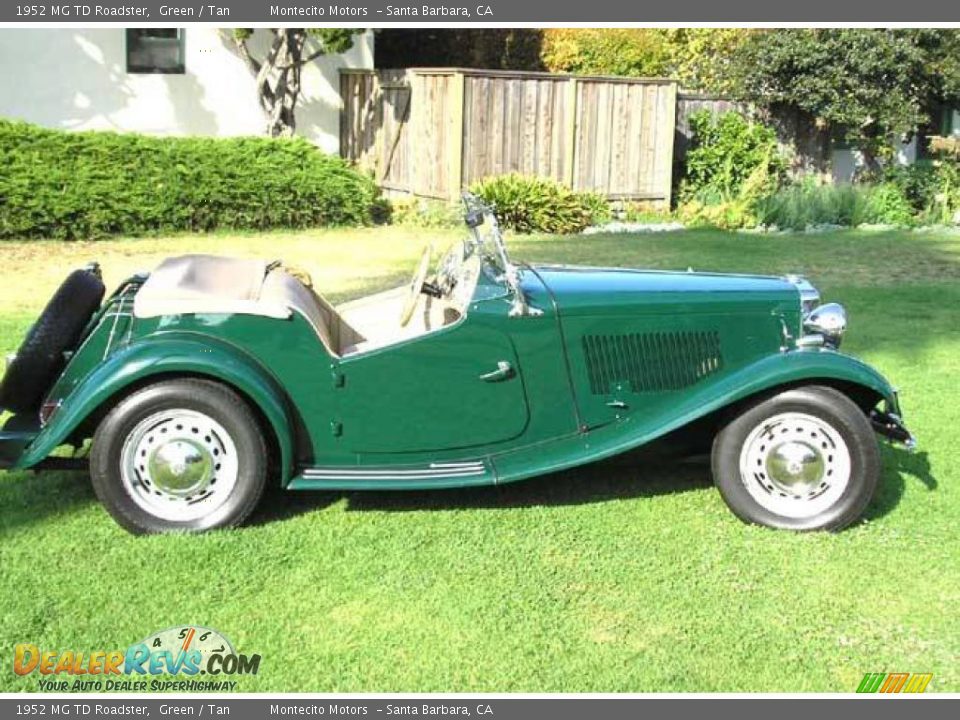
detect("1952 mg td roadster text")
[0,195,915,534]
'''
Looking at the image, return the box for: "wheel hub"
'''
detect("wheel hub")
[765,440,825,492]
[148,439,213,496]
[120,409,239,523]
[738,411,852,520]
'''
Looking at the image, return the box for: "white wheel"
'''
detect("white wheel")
[120,409,240,523]
[737,412,852,520]
[712,386,880,531]
[91,379,268,534]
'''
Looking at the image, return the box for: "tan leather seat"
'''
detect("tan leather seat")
[134,255,360,357]
[260,269,363,355]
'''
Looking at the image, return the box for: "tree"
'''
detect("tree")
[729,29,959,170]
[540,29,670,78]
[374,29,542,71]
[660,29,754,95]
[230,29,362,137]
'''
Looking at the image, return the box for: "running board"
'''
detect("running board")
[288,461,495,490]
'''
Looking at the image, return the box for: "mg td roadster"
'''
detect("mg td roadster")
[0,195,914,534]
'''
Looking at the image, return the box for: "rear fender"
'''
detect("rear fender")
[13,335,297,482]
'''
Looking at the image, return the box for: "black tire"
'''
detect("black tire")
[90,378,268,535]
[711,385,880,532]
[0,269,105,414]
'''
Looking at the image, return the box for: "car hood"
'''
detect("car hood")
[524,264,800,317]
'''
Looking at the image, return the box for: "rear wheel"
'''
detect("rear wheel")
[711,385,879,531]
[90,379,267,534]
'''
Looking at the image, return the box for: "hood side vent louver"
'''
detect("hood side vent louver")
[582,331,723,395]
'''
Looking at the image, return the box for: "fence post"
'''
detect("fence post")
[448,71,466,201]
[564,77,578,189]
[662,81,679,209]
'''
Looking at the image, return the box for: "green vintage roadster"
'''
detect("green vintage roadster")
[0,195,914,534]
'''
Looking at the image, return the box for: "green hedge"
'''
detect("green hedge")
[0,121,379,240]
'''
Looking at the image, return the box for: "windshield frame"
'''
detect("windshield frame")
[461,193,539,317]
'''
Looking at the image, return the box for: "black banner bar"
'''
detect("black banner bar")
[1,0,959,23]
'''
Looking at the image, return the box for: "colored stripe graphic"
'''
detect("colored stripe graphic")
[857,672,932,693]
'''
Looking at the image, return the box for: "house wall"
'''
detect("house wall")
[831,137,918,184]
[0,29,374,154]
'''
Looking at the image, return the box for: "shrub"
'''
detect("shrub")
[387,197,464,229]
[926,137,960,224]
[0,120,380,240]
[469,174,606,234]
[881,162,940,215]
[681,110,786,204]
[755,180,915,230]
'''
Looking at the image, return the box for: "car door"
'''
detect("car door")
[333,320,529,453]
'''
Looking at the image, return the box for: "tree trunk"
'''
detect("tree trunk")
[234,29,309,138]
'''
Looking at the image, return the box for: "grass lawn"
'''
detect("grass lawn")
[1,226,958,692]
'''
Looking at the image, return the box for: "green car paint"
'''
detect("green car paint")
[5,251,902,492]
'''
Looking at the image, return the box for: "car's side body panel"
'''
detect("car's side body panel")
[489,347,898,485]
[15,330,299,481]
[9,260,900,492]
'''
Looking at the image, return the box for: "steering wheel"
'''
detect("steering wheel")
[435,240,466,295]
[399,244,433,327]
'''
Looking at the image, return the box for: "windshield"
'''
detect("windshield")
[460,193,540,318]
[461,192,511,275]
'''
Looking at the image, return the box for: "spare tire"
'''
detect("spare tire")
[0,268,106,415]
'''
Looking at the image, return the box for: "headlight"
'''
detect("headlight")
[803,302,847,348]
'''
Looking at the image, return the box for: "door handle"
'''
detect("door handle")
[479,361,515,382]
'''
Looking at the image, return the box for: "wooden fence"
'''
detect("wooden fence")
[341,68,678,206]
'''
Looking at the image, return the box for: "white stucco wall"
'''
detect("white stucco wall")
[0,29,373,154]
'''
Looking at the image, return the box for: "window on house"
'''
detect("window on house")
[126,29,185,74]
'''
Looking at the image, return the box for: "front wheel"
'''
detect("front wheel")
[711,385,880,532]
[90,379,268,534]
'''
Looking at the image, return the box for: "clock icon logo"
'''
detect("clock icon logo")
[137,625,235,671]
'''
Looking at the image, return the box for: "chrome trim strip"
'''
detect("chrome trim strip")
[428,462,484,469]
[302,463,488,480]
[301,460,487,481]
[303,468,485,477]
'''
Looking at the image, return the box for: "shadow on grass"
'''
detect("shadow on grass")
[0,445,933,532]
[864,448,936,522]
[251,442,935,529]
[250,443,709,526]
[0,469,94,534]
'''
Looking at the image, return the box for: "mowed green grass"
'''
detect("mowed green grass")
[1,227,958,692]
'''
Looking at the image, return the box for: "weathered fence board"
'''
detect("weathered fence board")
[341,68,678,206]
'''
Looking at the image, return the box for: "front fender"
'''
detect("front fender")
[15,334,297,482]
[628,346,901,449]
[493,348,902,484]
[721,348,900,413]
